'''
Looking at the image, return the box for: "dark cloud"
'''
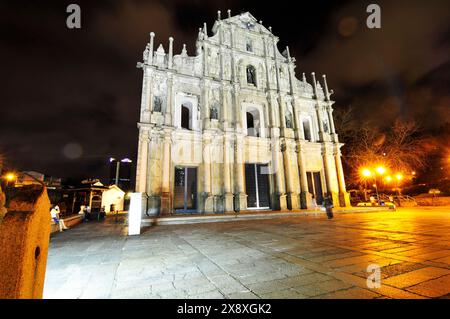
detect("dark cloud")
[0,0,449,182]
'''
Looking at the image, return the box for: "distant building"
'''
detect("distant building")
[101,184,125,213]
[15,171,62,189]
[108,158,132,191]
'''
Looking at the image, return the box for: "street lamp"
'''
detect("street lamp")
[5,173,16,182]
[374,166,387,203]
[395,173,403,195]
[360,168,372,201]
[376,166,386,175]
[3,172,17,187]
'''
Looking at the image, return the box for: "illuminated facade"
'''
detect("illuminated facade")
[135,11,350,215]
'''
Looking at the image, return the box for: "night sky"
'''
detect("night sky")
[1,0,449,183]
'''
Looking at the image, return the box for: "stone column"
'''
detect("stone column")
[230,25,237,83]
[160,132,172,215]
[148,32,155,65]
[146,134,160,216]
[165,76,173,126]
[328,105,338,142]
[278,95,286,130]
[282,142,299,210]
[223,136,234,212]
[140,69,152,123]
[203,82,210,127]
[334,148,351,207]
[297,144,312,209]
[272,36,281,91]
[286,47,295,95]
[168,37,174,69]
[271,136,287,210]
[312,72,325,142]
[203,138,214,213]
[135,129,149,193]
[292,100,301,139]
[233,135,247,211]
[322,147,339,206]
[233,84,241,130]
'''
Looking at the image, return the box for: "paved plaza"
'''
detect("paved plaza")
[43,207,450,299]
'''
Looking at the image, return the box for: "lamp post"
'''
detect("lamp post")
[361,168,372,202]
[374,166,386,203]
[395,173,403,196]
[361,166,386,204]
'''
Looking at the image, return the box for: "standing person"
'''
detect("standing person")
[323,195,334,219]
[311,195,317,211]
[78,204,87,222]
[85,205,91,221]
[50,205,69,232]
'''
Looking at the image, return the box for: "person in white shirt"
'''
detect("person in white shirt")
[78,204,87,222]
[50,205,68,232]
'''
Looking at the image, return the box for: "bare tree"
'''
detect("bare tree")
[334,108,428,186]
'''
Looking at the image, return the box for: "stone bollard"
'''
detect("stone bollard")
[0,185,51,299]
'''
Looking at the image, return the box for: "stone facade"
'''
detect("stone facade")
[135,11,350,215]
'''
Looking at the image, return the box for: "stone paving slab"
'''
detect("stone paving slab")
[44,207,450,299]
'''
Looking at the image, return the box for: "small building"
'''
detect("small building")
[63,180,109,216]
[101,184,125,213]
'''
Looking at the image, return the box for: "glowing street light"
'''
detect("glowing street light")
[5,173,16,182]
[376,166,386,175]
[396,173,403,181]
[385,176,392,182]
[361,168,372,177]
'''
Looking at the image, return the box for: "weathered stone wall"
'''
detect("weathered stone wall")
[0,185,51,299]
[0,185,6,223]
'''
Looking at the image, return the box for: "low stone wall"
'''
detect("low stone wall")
[414,196,450,206]
[0,185,51,299]
[50,214,83,233]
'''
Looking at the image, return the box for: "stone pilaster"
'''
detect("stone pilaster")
[271,130,287,210]
[160,132,172,215]
[223,135,234,212]
[164,76,173,126]
[322,146,339,207]
[282,141,299,210]
[297,143,312,209]
[334,147,351,207]
[135,127,149,193]
[202,137,214,213]
[233,135,247,212]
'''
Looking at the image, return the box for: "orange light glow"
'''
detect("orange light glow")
[5,173,16,182]
[376,166,386,175]
[361,168,372,177]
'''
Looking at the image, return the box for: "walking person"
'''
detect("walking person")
[323,195,334,219]
[50,205,69,232]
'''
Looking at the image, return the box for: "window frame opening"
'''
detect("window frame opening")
[246,65,257,86]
